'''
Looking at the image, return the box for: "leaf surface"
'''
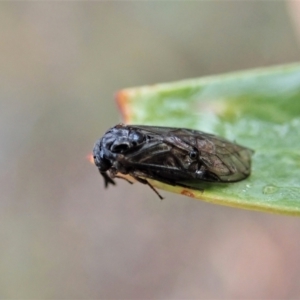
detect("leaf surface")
[116,64,300,215]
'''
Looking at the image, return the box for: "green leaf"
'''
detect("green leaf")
[116,63,300,215]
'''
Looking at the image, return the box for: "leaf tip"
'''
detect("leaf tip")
[115,90,133,124]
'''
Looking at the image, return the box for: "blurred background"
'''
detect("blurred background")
[1,2,300,298]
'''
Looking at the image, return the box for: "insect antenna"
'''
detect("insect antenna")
[99,170,116,188]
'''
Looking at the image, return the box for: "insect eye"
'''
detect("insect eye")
[129,132,145,145]
[189,150,198,160]
[111,143,130,153]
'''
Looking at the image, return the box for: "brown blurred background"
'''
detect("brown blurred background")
[1,2,300,299]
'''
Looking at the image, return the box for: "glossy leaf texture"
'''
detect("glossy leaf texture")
[116,64,300,215]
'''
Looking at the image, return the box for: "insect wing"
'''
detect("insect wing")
[124,125,253,183]
[192,133,254,182]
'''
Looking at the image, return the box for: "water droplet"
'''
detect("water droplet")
[263,185,278,194]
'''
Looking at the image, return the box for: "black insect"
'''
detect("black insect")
[93,124,254,199]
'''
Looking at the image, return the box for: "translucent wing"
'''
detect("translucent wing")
[127,125,254,183]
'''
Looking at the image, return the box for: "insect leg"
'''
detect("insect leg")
[114,175,134,185]
[132,176,164,200]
